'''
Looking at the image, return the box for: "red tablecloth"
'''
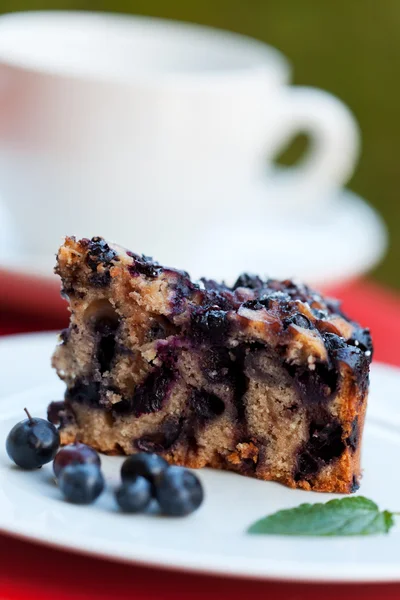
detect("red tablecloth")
[1,279,400,599]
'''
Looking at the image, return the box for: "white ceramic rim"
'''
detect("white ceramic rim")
[0,11,290,87]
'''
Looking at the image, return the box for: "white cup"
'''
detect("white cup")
[0,11,359,260]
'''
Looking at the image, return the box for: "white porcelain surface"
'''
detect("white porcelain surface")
[0,188,387,288]
[0,332,399,582]
[183,188,387,285]
[0,11,359,257]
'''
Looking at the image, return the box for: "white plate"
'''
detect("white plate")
[0,188,387,288]
[0,333,399,583]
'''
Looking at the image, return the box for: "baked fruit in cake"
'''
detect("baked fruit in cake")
[49,236,372,493]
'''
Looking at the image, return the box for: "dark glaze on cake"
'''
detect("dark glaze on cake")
[50,237,372,493]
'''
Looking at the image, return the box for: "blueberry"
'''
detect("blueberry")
[155,466,204,517]
[113,367,174,418]
[190,390,225,421]
[58,464,104,504]
[89,270,111,288]
[294,421,344,482]
[135,417,183,453]
[284,313,312,329]
[241,299,264,311]
[53,442,101,478]
[47,401,66,425]
[349,327,373,355]
[347,418,359,452]
[60,328,70,344]
[128,255,161,278]
[146,320,167,342]
[6,409,60,469]
[47,401,76,430]
[94,316,119,373]
[201,348,232,383]
[86,237,117,271]
[115,476,152,513]
[312,308,329,320]
[130,367,174,417]
[233,273,263,290]
[121,453,168,493]
[351,475,360,493]
[191,308,229,341]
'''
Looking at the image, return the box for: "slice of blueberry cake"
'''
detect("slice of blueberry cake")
[49,236,372,493]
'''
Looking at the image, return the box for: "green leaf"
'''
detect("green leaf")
[247,496,395,536]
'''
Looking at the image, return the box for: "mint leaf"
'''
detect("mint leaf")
[247,496,395,536]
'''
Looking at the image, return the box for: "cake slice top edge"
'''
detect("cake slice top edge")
[55,235,373,380]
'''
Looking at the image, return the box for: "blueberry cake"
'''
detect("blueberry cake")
[49,236,372,493]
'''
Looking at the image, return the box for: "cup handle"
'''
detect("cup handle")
[268,85,360,209]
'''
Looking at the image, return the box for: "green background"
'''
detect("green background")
[2,0,399,287]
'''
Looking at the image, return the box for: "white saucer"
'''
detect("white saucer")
[0,332,400,583]
[182,188,388,286]
[0,188,387,289]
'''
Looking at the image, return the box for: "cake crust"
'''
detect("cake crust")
[50,236,372,493]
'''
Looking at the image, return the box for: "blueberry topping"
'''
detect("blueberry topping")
[129,254,161,278]
[241,299,264,311]
[323,332,348,353]
[121,453,169,493]
[242,291,292,312]
[283,313,312,329]
[348,327,373,356]
[323,333,370,388]
[200,278,230,293]
[191,308,229,342]
[312,308,329,320]
[325,297,345,317]
[86,237,117,272]
[206,292,235,311]
[6,409,60,469]
[53,442,101,478]
[233,273,263,290]
[58,464,104,504]
[115,476,152,513]
[155,466,204,517]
